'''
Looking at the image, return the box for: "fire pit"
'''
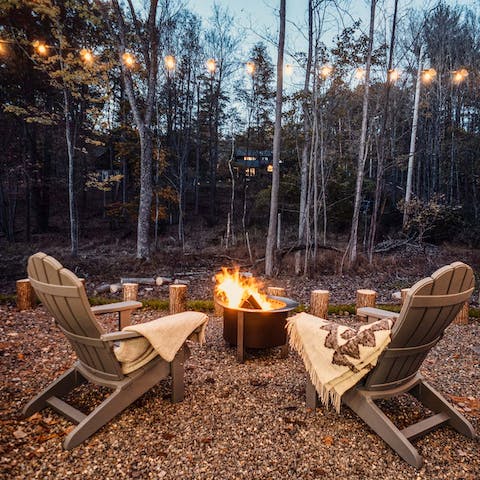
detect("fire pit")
[215,268,298,362]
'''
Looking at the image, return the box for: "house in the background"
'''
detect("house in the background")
[234,149,274,176]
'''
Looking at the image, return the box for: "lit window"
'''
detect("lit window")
[243,156,256,161]
[245,167,256,176]
[267,165,273,173]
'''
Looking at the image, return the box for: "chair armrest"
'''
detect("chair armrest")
[357,307,399,322]
[91,300,142,315]
[101,330,142,342]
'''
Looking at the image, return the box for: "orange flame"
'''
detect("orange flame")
[215,268,275,310]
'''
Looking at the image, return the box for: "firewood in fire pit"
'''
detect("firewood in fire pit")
[240,295,262,310]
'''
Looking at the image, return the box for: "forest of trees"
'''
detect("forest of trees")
[0,0,479,274]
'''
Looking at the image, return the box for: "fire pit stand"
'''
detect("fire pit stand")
[218,295,298,362]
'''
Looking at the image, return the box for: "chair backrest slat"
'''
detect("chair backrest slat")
[365,262,474,390]
[28,253,124,379]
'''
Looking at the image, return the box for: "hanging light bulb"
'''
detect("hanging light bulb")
[164,55,176,72]
[122,52,135,68]
[246,61,255,76]
[421,68,436,83]
[33,40,48,55]
[285,63,293,76]
[206,58,216,74]
[80,48,94,64]
[354,67,365,80]
[388,68,400,83]
[319,64,332,79]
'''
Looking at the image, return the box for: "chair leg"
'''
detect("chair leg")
[306,375,319,409]
[64,359,171,450]
[343,389,423,468]
[411,380,476,438]
[23,367,86,417]
[171,347,185,403]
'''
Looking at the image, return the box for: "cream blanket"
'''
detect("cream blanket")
[287,312,393,412]
[114,311,208,374]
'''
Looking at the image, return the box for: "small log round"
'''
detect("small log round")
[401,288,410,304]
[123,283,139,302]
[214,295,224,317]
[16,279,35,310]
[356,289,377,311]
[454,302,469,325]
[267,286,286,297]
[310,289,329,319]
[169,284,187,314]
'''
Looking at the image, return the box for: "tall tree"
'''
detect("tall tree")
[265,0,286,276]
[109,0,160,259]
[343,0,376,268]
[367,0,398,262]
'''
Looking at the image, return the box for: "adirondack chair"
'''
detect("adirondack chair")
[23,252,196,449]
[306,262,476,468]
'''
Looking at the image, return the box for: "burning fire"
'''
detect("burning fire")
[215,268,275,310]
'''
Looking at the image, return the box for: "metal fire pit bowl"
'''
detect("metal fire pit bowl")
[219,295,298,362]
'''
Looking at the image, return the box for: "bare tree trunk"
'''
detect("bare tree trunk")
[343,0,376,269]
[63,89,78,257]
[295,0,313,275]
[367,0,398,262]
[111,0,159,259]
[265,0,286,276]
[404,45,424,226]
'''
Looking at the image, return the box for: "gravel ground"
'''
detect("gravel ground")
[0,305,479,480]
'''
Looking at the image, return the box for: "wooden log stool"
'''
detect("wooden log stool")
[16,279,35,310]
[267,286,286,297]
[310,289,329,319]
[454,302,469,325]
[356,289,377,321]
[123,283,139,302]
[169,284,187,314]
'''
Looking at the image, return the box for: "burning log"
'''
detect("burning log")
[240,295,262,310]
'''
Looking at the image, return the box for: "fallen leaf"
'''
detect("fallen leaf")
[27,412,42,423]
[322,435,334,446]
[13,429,28,439]
[17,353,24,360]
[200,437,212,444]
[162,432,175,440]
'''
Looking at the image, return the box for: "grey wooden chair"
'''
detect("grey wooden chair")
[306,261,476,467]
[24,252,188,449]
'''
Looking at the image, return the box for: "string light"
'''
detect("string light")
[354,67,365,80]
[284,64,293,76]
[421,68,436,83]
[388,68,400,83]
[33,40,48,55]
[246,61,255,76]
[80,48,94,64]
[319,64,332,79]
[164,55,176,72]
[122,52,135,68]
[206,58,216,74]
[452,68,468,84]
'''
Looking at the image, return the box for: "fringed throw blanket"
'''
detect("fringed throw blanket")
[114,311,208,374]
[287,312,393,412]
